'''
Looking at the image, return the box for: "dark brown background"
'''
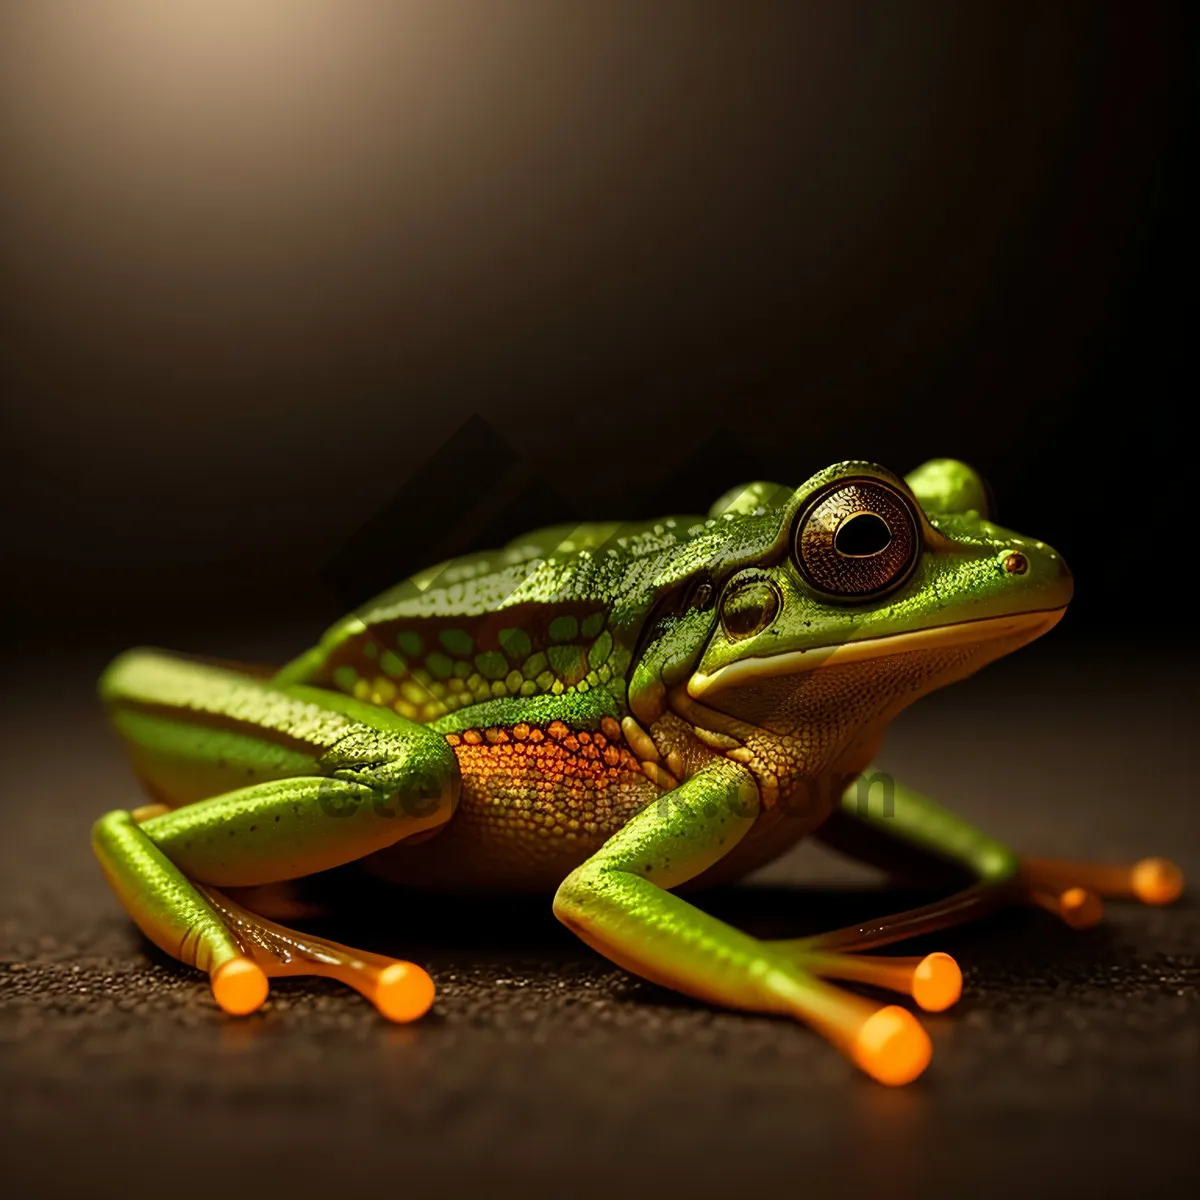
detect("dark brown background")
[1,4,1196,1198]
[0,1,1191,646]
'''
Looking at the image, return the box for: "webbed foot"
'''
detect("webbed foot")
[202,886,435,1022]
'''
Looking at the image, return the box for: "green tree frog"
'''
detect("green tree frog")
[93,459,1183,1084]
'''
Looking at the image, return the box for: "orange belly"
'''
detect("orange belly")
[367,717,659,891]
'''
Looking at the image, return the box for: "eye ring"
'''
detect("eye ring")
[793,480,919,600]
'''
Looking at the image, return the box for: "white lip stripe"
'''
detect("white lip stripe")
[687,607,1066,699]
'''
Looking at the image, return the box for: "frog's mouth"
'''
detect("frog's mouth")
[687,607,1066,701]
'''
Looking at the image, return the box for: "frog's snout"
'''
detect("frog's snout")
[1003,538,1074,613]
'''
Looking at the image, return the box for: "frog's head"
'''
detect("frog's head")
[646,459,1072,780]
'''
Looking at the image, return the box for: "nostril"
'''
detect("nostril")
[1004,552,1028,575]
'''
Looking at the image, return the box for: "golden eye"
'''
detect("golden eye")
[794,480,918,599]
[720,572,781,640]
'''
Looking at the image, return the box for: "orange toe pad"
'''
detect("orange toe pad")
[373,962,436,1023]
[853,1006,932,1086]
[911,952,962,1013]
[1132,858,1184,906]
[212,957,269,1016]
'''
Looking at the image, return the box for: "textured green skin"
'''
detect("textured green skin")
[270,459,1068,733]
[92,458,1070,1038]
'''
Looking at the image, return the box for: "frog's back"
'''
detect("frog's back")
[284,515,710,724]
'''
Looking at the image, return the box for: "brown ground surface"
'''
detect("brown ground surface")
[2,644,1197,1199]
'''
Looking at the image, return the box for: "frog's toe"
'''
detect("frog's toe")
[211,956,270,1016]
[778,948,963,1013]
[909,953,963,1012]
[201,885,436,1023]
[778,973,934,1085]
[1130,857,1184,905]
[364,961,436,1023]
[1029,884,1104,929]
[1022,856,1184,914]
[258,949,434,1023]
[852,1005,932,1087]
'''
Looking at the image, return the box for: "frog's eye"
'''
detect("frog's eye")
[793,480,918,599]
[720,571,781,640]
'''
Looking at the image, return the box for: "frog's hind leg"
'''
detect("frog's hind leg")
[93,812,435,1020]
[775,774,1186,965]
[94,650,459,1018]
[94,782,449,1022]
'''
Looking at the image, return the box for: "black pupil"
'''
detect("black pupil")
[834,512,892,557]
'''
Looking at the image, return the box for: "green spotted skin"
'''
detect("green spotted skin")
[273,510,784,724]
[269,515,770,889]
[275,460,1071,748]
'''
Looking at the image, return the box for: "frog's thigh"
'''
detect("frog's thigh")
[102,649,459,813]
[552,760,932,1085]
[101,649,459,881]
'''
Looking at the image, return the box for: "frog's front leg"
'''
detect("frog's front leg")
[776,773,1184,958]
[553,758,934,1085]
[93,650,458,1018]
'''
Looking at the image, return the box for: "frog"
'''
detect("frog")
[93,458,1183,1085]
